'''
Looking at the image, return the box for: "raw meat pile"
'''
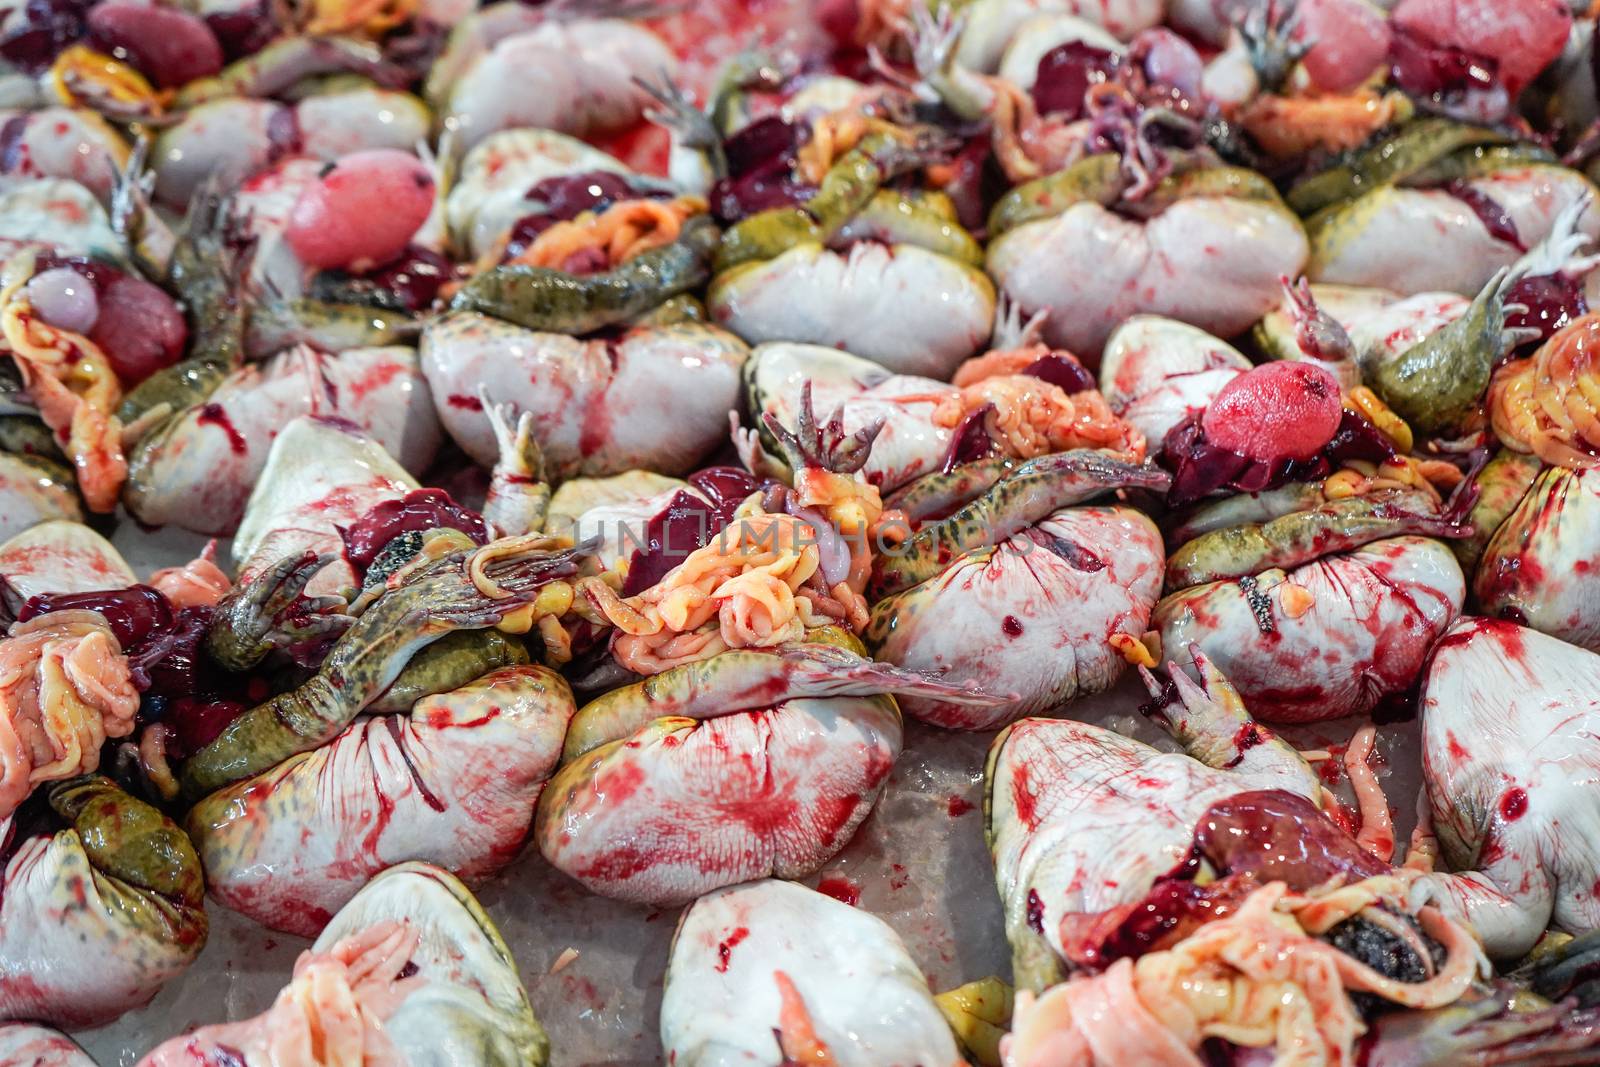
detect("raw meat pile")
[1,0,1600,1063]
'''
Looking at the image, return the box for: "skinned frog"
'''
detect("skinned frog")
[536,634,998,905]
[698,105,995,378]
[867,450,1169,730]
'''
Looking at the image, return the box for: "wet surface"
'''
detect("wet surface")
[77,525,1421,1065]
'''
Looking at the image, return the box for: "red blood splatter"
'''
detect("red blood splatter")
[1318,752,1345,786]
[575,844,655,883]
[1011,764,1040,830]
[947,794,975,817]
[1325,800,1359,837]
[446,393,483,411]
[812,791,866,848]
[817,875,861,906]
[347,360,403,401]
[196,403,246,455]
[1026,888,1045,932]
[1499,787,1528,822]
[560,974,604,1011]
[888,863,910,891]
[600,761,647,806]
[1002,615,1024,637]
[714,926,750,972]
[578,361,615,456]
[382,716,446,812]
[1224,723,1266,767]
[1437,617,1526,662]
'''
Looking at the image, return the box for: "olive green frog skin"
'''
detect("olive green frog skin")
[0,405,76,542]
[179,539,586,799]
[987,153,1283,241]
[203,550,356,672]
[1369,266,1536,436]
[1291,119,1600,297]
[188,664,574,938]
[449,214,721,334]
[716,133,962,274]
[0,776,206,1029]
[870,449,1172,599]
[884,455,1022,524]
[0,413,62,458]
[709,132,995,378]
[117,188,247,431]
[1452,450,1543,573]
[984,154,1306,355]
[1163,490,1470,591]
[1285,119,1521,217]
[244,297,420,360]
[172,35,405,108]
[556,635,995,762]
[0,450,84,542]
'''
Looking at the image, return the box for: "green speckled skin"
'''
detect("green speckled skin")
[0,776,207,1028]
[179,542,582,799]
[366,629,531,713]
[716,133,959,273]
[987,156,1284,240]
[1303,157,1568,285]
[174,35,395,108]
[246,297,419,356]
[0,415,62,459]
[118,191,246,429]
[51,776,204,907]
[987,154,1123,240]
[1163,490,1465,591]
[884,456,1020,523]
[450,215,720,334]
[869,450,1171,599]
[1286,119,1515,216]
[1453,450,1544,572]
[559,629,870,762]
[1369,269,1518,435]
[840,190,984,266]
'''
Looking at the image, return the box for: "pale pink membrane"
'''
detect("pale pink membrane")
[0,612,138,819]
[139,921,423,1067]
[148,542,234,609]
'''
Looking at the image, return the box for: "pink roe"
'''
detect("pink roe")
[1201,361,1343,463]
[286,150,435,272]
